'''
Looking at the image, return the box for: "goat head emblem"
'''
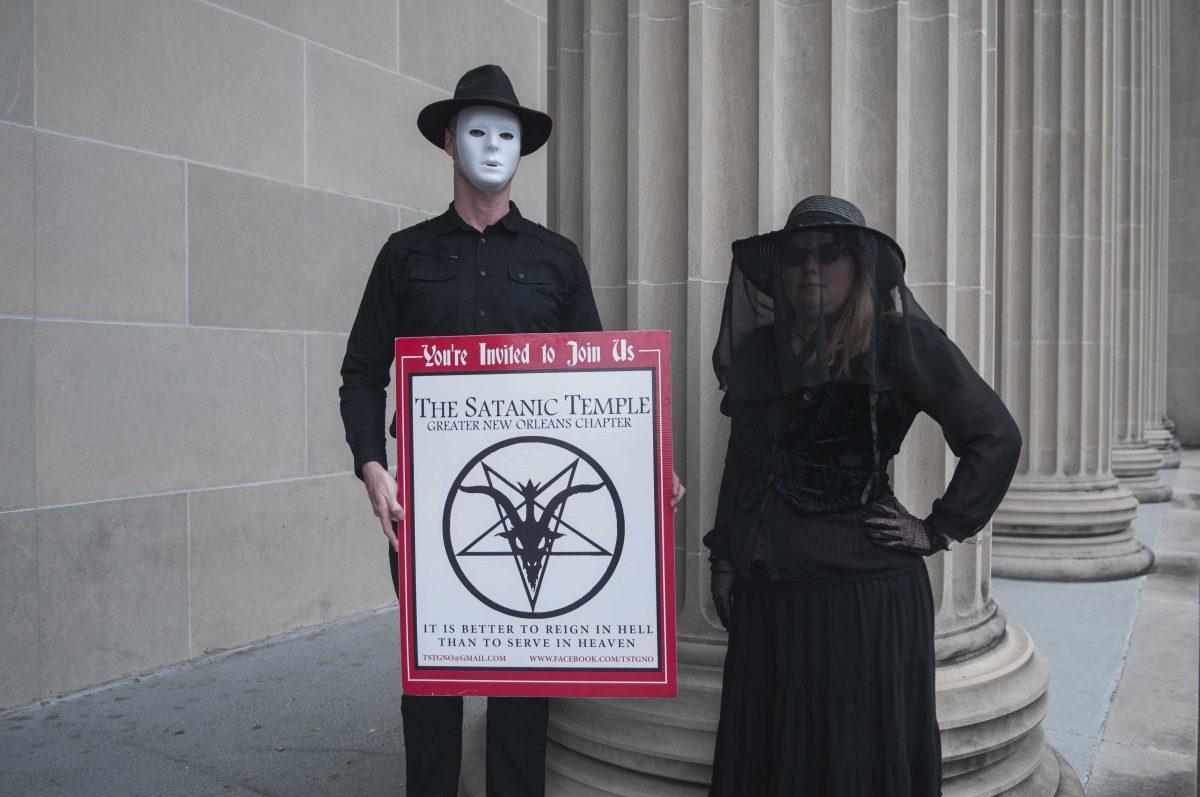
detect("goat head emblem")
[459,478,603,590]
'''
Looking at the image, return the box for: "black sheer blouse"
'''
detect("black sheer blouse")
[702,373,1022,582]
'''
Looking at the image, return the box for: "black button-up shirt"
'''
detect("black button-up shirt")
[339,202,603,478]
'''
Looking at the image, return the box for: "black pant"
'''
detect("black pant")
[391,548,549,796]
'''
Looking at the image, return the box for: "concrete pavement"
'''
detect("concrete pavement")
[0,607,440,796]
[993,451,1199,794]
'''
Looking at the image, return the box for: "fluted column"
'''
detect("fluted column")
[1143,0,1182,468]
[889,2,1075,791]
[542,3,731,792]
[532,2,1080,795]
[991,1,1147,581]
[1111,0,1172,502]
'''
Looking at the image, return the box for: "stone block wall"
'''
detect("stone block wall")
[1169,0,1200,444]
[0,0,549,710]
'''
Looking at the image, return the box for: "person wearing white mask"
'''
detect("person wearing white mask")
[339,64,685,796]
[451,104,523,193]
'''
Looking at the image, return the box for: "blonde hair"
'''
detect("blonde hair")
[793,236,902,378]
[811,240,876,378]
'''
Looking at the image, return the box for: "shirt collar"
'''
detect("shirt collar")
[497,202,523,232]
[434,201,524,235]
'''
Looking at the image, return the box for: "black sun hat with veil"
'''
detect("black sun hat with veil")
[713,195,974,414]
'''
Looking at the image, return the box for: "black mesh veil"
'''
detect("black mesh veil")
[713,199,974,413]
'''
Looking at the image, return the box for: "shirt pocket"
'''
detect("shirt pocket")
[506,263,560,330]
[408,257,459,327]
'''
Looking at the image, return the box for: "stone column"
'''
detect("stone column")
[1166,0,1200,446]
[532,2,1081,795]
[1156,0,1183,464]
[889,3,1077,791]
[1111,0,1173,502]
[543,2,748,791]
[991,1,1148,581]
[1144,0,1183,468]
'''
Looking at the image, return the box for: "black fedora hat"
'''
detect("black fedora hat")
[417,64,552,156]
[731,195,907,294]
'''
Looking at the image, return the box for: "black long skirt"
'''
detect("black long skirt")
[710,565,942,796]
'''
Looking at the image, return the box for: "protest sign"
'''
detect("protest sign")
[395,330,676,697]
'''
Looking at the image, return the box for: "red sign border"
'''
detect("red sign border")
[394,330,677,698]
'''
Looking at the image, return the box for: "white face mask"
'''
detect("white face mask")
[453,106,522,192]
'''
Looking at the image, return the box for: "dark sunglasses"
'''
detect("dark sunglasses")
[781,239,848,266]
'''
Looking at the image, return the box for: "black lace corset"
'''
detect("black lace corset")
[728,384,889,514]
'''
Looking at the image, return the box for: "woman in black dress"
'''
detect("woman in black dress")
[704,195,1021,796]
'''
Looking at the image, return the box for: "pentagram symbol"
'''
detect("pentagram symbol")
[443,436,624,619]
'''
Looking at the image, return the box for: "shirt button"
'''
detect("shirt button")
[518,272,525,279]
[480,237,487,244]
[480,270,487,277]
[478,309,486,317]
[802,391,813,402]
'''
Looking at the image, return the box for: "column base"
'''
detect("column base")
[1112,443,1172,503]
[546,742,706,796]
[944,728,1083,796]
[462,633,726,796]
[939,616,1054,793]
[1147,425,1182,469]
[539,736,1084,796]
[1050,747,1086,796]
[1162,418,1184,469]
[992,480,1152,580]
[993,531,1154,581]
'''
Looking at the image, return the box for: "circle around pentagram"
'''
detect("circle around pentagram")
[443,435,625,619]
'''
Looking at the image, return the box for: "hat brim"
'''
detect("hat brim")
[735,221,904,259]
[731,222,907,295]
[417,97,552,156]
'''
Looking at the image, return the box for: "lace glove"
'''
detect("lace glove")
[862,496,952,556]
[710,559,737,631]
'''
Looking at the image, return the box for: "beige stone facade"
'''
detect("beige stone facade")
[0,0,549,711]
